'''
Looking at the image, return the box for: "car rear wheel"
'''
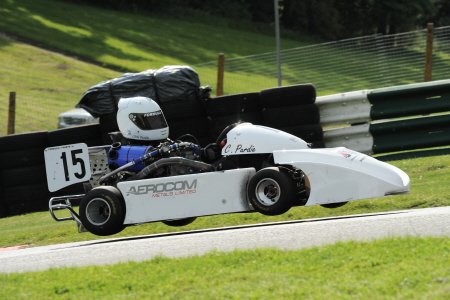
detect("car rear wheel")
[247,167,296,215]
[79,186,126,236]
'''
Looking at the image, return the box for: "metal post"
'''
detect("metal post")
[424,23,434,82]
[274,0,282,86]
[7,92,16,135]
[216,53,225,96]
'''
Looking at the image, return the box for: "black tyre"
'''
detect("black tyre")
[0,185,8,218]
[247,167,296,216]
[321,202,348,208]
[0,131,48,151]
[209,112,263,137]
[0,198,7,218]
[0,147,46,169]
[260,84,316,108]
[0,131,48,169]
[279,124,324,142]
[162,217,197,227]
[310,140,325,148]
[1,166,47,188]
[3,184,50,216]
[206,93,260,116]
[169,117,210,140]
[262,104,319,127]
[47,124,102,147]
[161,98,206,120]
[79,186,126,236]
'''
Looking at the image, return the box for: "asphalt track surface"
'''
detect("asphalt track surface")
[1,206,449,273]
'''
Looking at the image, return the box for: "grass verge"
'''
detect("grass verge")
[0,0,305,68]
[2,0,447,134]
[0,237,449,299]
[0,33,118,134]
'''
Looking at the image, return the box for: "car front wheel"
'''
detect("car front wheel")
[247,167,296,216]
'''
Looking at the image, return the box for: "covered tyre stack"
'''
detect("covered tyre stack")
[260,84,324,148]
[206,92,262,139]
[77,66,211,146]
[0,131,50,216]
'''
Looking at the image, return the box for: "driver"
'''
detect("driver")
[113,96,220,164]
[115,96,169,145]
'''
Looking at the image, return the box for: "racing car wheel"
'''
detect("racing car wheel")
[162,217,196,227]
[79,186,126,236]
[247,167,296,216]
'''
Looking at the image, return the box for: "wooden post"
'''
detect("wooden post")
[216,53,225,96]
[7,92,16,135]
[424,23,434,82]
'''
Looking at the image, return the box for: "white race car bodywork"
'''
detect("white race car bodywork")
[223,123,409,205]
[273,148,409,206]
[117,168,254,225]
[115,124,409,223]
[46,123,410,234]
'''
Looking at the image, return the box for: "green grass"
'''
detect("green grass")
[0,0,306,67]
[1,237,449,299]
[0,0,308,134]
[0,33,118,134]
[1,154,449,248]
[3,0,447,98]
[1,0,449,134]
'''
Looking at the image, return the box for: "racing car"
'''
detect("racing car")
[45,97,410,236]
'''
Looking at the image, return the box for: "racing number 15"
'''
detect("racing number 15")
[60,149,86,181]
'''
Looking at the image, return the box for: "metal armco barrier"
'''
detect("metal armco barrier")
[317,90,370,125]
[323,124,373,154]
[318,79,450,154]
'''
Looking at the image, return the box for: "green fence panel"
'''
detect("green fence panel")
[371,114,450,153]
[369,80,450,99]
[369,80,450,119]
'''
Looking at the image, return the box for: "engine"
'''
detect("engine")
[108,143,154,172]
[101,140,212,185]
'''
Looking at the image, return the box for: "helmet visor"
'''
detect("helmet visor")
[129,111,168,130]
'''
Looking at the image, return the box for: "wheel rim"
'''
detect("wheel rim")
[255,178,281,206]
[85,197,111,226]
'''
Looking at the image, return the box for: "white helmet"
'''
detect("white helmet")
[117,96,169,141]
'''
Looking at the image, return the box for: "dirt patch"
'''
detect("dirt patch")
[0,245,30,252]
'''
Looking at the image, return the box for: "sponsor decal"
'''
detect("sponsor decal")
[339,150,352,159]
[143,110,163,117]
[338,149,366,162]
[224,144,256,154]
[127,179,197,198]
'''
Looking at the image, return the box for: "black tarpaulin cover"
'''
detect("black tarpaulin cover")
[77,66,202,117]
